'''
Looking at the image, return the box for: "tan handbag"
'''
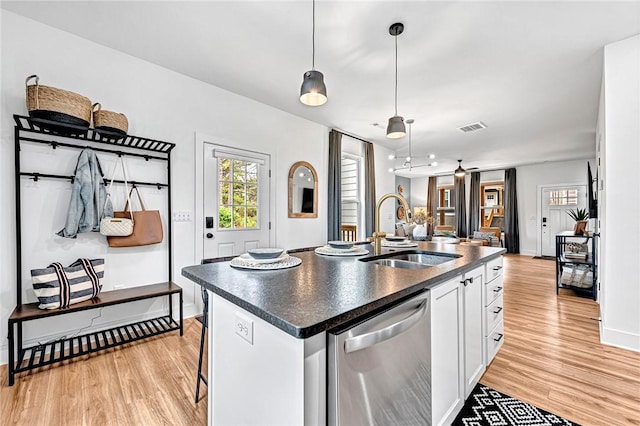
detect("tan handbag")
[107,186,163,247]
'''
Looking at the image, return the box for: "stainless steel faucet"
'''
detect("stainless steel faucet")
[372,193,412,255]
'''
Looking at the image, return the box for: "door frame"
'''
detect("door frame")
[195,132,275,266]
[536,182,584,256]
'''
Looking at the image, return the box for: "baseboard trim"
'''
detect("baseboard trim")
[600,324,640,352]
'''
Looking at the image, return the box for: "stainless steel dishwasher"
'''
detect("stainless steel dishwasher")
[328,291,431,425]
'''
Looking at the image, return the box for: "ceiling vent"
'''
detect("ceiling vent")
[458,121,487,133]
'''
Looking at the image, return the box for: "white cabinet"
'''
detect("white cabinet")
[484,256,505,365]
[430,275,464,426]
[463,265,485,398]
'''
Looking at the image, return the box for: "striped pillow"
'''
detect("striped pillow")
[31,259,104,309]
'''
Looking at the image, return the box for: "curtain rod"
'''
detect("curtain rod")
[332,129,372,145]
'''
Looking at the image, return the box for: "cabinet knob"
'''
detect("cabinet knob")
[493,333,504,342]
[493,266,503,271]
[493,306,503,314]
[493,286,503,293]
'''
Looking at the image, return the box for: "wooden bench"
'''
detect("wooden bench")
[7,282,183,386]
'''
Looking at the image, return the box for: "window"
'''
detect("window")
[218,157,259,229]
[437,186,455,226]
[549,189,578,206]
[341,155,361,240]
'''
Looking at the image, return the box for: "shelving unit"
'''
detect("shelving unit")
[8,115,182,386]
[555,231,598,300]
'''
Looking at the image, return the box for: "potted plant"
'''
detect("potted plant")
[567,208,589,235]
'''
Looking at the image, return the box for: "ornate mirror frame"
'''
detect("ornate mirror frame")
[288,161,318,218]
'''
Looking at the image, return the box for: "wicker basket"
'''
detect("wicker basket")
[92,102,128,135]
[25,75,92,126]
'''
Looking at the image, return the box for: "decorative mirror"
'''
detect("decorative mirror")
[288,161,318,218]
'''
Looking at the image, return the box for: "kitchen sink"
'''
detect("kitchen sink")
[360,250,461,269]
[368,259,432,269]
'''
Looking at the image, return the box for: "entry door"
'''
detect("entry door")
[540,185,586,256]
[203,143,271,258]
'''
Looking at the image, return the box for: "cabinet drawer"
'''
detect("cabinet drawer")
[485,294,503,335]
[484,275,504,306]
[485,256,504,283]
[485,320,504,365]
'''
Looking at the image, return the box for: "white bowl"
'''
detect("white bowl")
[247,248,284,259]
[327,241,355,250]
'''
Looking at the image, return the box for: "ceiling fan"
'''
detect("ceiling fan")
[433,159,479,176]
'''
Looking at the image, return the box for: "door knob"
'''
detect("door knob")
[206,233,214,239]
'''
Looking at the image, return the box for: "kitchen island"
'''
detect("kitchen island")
[182,242,505,425]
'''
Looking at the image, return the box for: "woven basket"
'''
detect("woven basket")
[25,75,92,125]
[92,102,128,135]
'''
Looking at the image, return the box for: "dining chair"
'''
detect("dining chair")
[195,255,235,403]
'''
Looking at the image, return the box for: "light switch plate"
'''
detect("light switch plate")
[172,210,192,222]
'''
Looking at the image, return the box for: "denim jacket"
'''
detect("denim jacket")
[57,149,113,238]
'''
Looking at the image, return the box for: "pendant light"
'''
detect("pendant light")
[300,0,327,106]
[386,22,405,138]
[454,160,466,177]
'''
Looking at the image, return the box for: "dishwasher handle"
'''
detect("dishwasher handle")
[344,299,428,354]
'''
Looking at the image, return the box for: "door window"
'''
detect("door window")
[218,157,259,230]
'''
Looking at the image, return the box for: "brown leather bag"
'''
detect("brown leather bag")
[107,187,163,247]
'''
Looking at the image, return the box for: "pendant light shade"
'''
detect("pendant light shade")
[386,22,405,138]
[300,0,327,106]
[386,115,405,139]
[300,70,327,106]
[454,160,466,177]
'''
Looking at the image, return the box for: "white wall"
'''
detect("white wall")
[374,145,397,233]
[0,12,333,364]
[599,35,640,351]
[516,159,593,256]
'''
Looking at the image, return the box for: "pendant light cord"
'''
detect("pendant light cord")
[394,34,398,115]
[408,122,412,165]
[311,0,316,70]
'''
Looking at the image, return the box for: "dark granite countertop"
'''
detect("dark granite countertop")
[182,242,505,339]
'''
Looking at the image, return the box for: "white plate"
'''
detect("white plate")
[381,241,418,248]
[239,253,287,264]
[315,246,369,256]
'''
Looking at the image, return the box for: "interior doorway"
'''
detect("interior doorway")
[539,185,587,257]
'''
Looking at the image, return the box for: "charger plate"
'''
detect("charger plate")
[230,254,302,270]
[381,241,418,248]
[315,246,369,256]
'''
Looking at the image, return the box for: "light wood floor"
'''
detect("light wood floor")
[481,255,640,425]
[2,255,639,425]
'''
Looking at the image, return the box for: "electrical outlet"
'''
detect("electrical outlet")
[172,210,192,222]
[235,312,253,345]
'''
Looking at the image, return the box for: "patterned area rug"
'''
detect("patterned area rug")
[453,384,579,426]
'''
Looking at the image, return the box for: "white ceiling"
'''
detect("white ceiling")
[3,1,640,176]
